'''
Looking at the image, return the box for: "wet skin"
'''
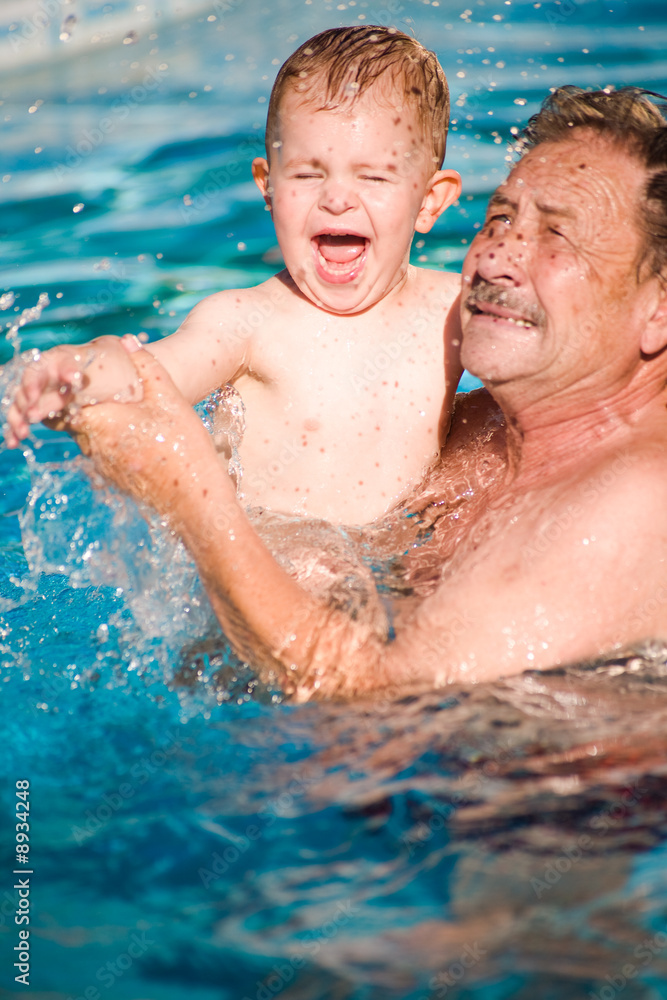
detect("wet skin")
[68,130,667,699]
[252,82,461,315]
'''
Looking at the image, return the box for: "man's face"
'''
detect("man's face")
[253,82,458,314]
[460,132,653,402]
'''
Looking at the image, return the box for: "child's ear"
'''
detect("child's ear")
[415,169,462,234]
[252,157,272,209]
[640,273,667,356]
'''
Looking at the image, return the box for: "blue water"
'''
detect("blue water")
[3,1,667,997]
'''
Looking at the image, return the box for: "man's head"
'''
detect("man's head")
[252,26,460,315]
[265,25,450,172]
[460,87,667,405]
[518,86,667,280]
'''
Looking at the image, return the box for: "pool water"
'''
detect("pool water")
[2,1,667,997]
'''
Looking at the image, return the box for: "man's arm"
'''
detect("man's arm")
[70,347,667,698]
[69,344,394,699]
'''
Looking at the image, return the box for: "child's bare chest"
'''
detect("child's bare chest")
[229,327,446,520]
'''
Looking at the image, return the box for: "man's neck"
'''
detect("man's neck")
[493,367,667,490]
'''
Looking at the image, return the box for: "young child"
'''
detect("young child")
[5,25,463,525]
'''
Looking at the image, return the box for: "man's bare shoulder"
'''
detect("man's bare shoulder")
[577,440,667,527]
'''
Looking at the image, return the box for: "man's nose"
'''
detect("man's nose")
[318,177,356,214]
[475,227,532,285]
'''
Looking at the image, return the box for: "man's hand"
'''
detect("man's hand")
[67,340,221,517]
[3,335,142,448]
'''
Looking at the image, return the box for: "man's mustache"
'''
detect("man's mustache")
[464,280,546,329]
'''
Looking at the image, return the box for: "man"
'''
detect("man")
[67,86,667,700]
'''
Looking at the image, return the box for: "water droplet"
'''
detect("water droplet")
[59,14,76,41]
[123,31,138,44]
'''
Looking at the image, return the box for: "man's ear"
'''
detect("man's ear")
[640,274,667,356]
[252,157,272,209]
[415,169,462,234]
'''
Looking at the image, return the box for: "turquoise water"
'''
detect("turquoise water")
[3,1,667,997]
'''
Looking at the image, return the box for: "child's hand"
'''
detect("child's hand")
[3,336,141,448]
[3,344,88,447]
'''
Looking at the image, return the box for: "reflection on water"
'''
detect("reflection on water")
[2,0,667,997]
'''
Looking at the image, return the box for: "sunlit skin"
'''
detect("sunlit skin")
[4,78,462,525]
[253,83,461,314]
[460,135,665,455]
[67,131,667,699]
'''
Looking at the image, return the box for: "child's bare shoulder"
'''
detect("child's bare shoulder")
[181,273,290,331]
[409,265,461,307]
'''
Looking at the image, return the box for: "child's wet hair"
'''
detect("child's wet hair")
[265,25,449,170]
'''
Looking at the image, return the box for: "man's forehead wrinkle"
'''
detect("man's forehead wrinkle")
[535,200,577,219]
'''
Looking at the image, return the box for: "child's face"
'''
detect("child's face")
[253,82,460,315]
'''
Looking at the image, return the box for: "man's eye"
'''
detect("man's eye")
[361,174,389,183]
[548,226,565,237]
[482,213,512,234]
[487,213,511,225]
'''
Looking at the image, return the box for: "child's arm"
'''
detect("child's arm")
[3,289,254,447]
[149,290,253,405]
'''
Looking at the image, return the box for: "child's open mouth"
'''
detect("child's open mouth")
[312,233,368,284]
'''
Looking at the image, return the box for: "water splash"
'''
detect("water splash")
[197,383,246,489]
[18,450,215,674]
[4,291,50,350]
